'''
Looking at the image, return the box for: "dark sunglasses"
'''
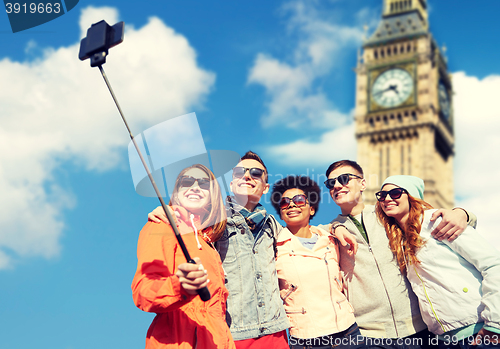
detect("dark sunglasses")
[375,188,407,202]
[279,194,308,210]
[232,167,265,179]
[179,176,211,190]
[324,173,363,189]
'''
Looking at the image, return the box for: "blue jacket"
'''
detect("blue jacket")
[215,199,289,341]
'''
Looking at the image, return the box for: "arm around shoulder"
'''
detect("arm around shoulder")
[430,207,475,241]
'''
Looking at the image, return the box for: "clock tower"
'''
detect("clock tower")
[355,0,454,208]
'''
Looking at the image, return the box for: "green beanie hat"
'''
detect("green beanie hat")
[381,175,424,199]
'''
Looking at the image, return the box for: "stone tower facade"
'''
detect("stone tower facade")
[355,0,454,208]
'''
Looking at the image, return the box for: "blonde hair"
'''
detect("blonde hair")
[375,195,433,273]
[170,164,227,241]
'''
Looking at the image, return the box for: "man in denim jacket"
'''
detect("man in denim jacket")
[216,151,289,349]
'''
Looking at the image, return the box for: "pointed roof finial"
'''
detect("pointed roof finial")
[442,44,447,55]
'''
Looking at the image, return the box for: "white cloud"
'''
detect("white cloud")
[266,123,356,167]
[247,0,365,129]
[0,7,215,268]
[452,71,500,250]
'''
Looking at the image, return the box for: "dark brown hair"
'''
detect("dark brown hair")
[325,160,364,178]
[240,150,268,182]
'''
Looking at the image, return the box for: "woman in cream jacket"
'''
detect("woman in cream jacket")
[271,176,363,349]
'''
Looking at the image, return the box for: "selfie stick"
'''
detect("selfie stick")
[79,20,210,302]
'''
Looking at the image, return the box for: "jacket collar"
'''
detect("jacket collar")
[277,225,330,244]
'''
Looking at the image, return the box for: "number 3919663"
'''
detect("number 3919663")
[5,3,61,14]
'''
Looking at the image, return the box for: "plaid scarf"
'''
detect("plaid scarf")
[227,196,268,232]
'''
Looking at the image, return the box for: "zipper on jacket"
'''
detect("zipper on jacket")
[194,327,198,349]
[346,216,400,336]
[413,266,446,333]
[324,256,339,324]
[367,241,399,336]
[334,277,342,290]
[282,284,297,301]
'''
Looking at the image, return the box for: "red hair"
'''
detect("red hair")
[375,195,433,273]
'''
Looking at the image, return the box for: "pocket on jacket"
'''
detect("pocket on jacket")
[336,297,354,314]
[285,307,306,314]
[217,234,239,264]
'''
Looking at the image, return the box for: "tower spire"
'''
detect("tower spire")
[364,0,428,47]
[383,0,428,29]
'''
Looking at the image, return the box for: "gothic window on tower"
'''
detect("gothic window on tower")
[408,144,412,175]
[379,148,383,185]
[401,145,404,174]
[386,146,390,178]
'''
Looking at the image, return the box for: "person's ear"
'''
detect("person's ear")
[360,178,367,192]
[262,183,270,194]
[310,207,315,216]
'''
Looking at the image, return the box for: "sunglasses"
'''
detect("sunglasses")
[375,188,407,202]
[232,167,265,180]
[179,176,211,190]
[279,194,308,210]
[324,173,363,189]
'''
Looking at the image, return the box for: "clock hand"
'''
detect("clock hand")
[373,84,399,96]
[373,86,392,96]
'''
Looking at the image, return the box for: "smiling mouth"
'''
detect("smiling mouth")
[286,210,301,217]
[335,191,348,199]
[186,194,202,200]
[239,182,254,188]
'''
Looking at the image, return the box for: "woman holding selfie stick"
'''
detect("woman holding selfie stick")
[270,175,363,349]
[131,164,235,349]
[375,175,500,349]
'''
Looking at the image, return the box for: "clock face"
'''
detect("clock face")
[371,68,414,108]
[438,83,451,119]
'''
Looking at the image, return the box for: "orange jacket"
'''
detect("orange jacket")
[131,206,235,349]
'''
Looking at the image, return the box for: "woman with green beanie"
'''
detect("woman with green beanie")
[375,175,500,348]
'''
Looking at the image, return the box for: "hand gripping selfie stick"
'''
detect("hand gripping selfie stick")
[78,20,211,301]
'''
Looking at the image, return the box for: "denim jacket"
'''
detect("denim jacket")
[215,198,289,341]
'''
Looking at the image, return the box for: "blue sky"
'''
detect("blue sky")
[1,1,500,348]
